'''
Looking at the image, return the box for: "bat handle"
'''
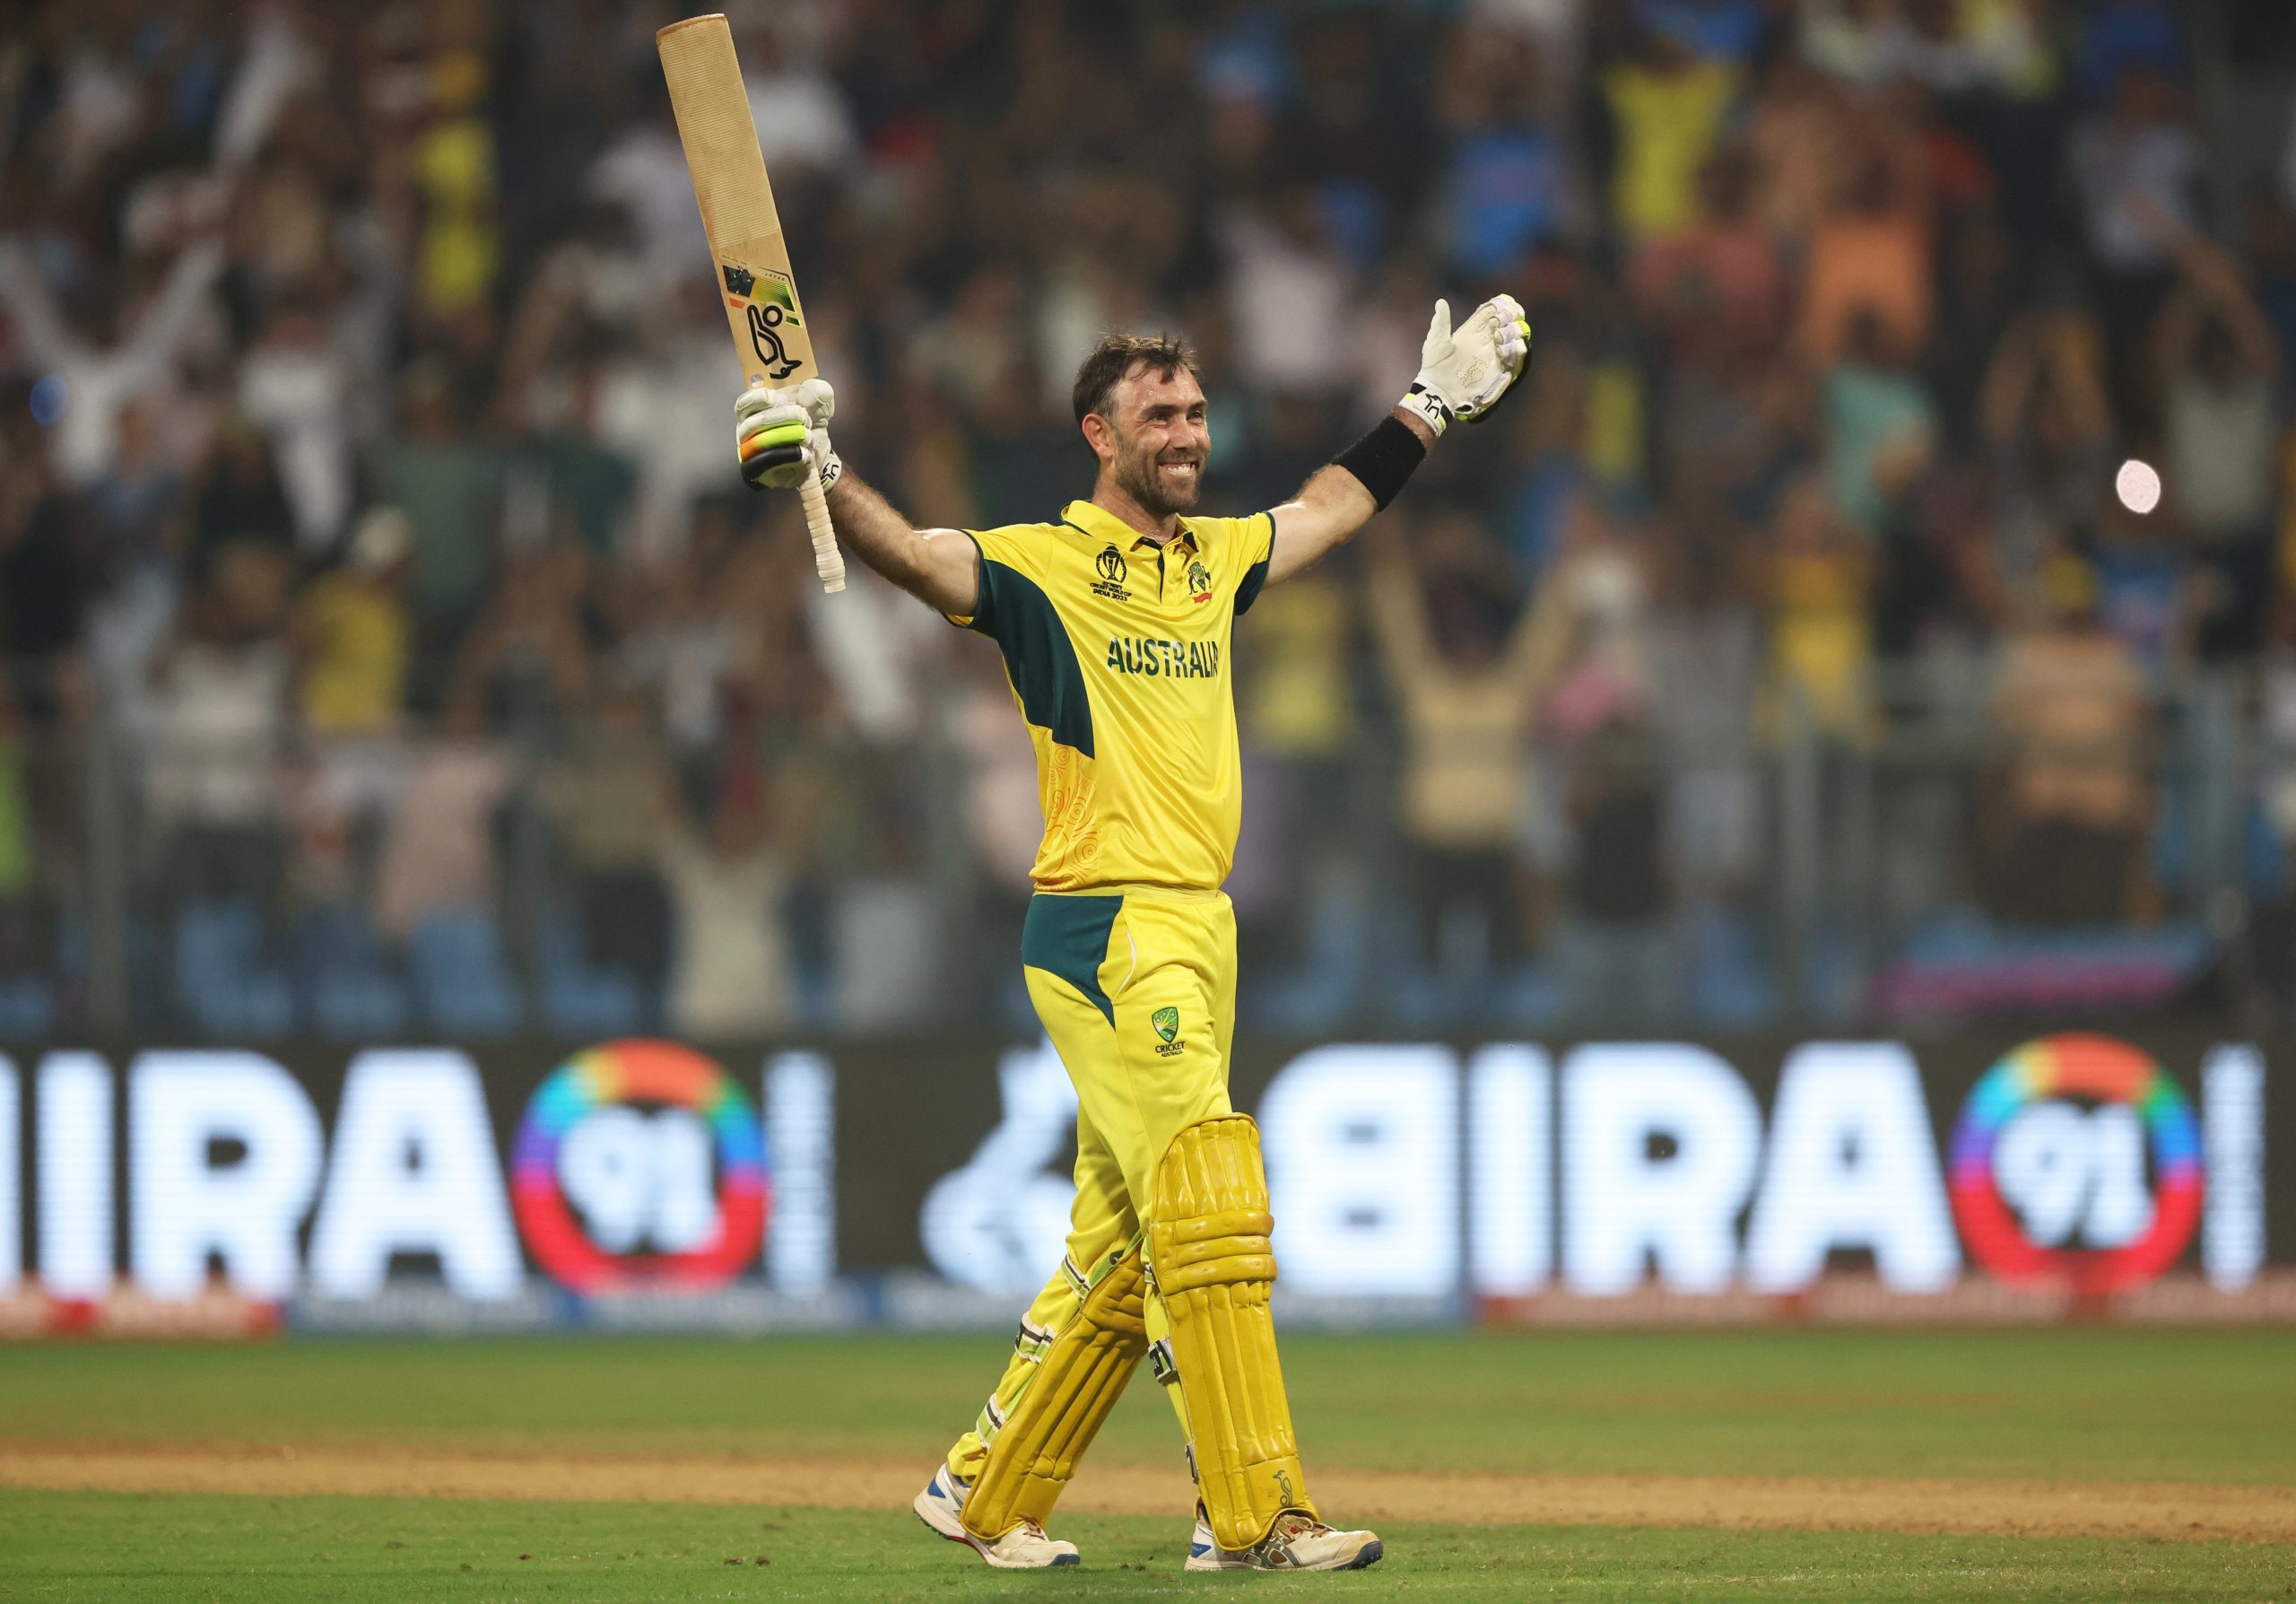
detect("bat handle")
[801,472,845,593]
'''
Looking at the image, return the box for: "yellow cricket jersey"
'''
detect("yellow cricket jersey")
[949,499,1275,894]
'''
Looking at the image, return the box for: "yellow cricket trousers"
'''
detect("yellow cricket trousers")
[945,885,1237,1481]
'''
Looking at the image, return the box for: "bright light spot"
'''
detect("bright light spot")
[2115,458,2161,516]
[28,372,66,427]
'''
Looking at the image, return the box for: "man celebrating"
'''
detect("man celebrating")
[735,296,1528,1572]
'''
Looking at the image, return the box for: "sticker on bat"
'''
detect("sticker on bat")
[745,302,801,380]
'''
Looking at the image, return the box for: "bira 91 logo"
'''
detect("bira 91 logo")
[1947,1033,2203,1295]
[510,1040,770,1294]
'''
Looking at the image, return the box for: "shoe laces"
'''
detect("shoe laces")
[1266,1511,1326,1547]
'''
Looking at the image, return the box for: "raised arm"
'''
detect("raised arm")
[734,379,978,616]
[1267,410,1432,584]
[0,243,78,365]
[1267,294,1529,586]
[822,471,980,617]
[2152,228,2280,383]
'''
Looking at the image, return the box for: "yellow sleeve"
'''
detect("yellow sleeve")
[943,522,1051,637]
[1222,511,1277,615]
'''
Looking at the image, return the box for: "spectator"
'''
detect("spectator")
[146,542,296,903]
[1763,475,1875,742]
[1988,556,2152,926]
[369,361,502,646]
[191,417,300,580]
[0,680,48,1004]
[372,690,513,942]
[1801,111,1934,366]
[2073,0,2190,106]
[544,683,674,1015]
[2153,230,2283,658]
[297,507,416,737]
[657,782,796,1040]
[1980,307,2116,591]
[237,299,354,552]
[0,236,226,489]
[1438,25,1576,276]
[1365,513,1552,980]
[450,540,594,730]
[1824,309,1939,537]
[1600,22,1742,245]
[2070,69,2204,411]
[0,419,91,727]
[1631,150,1785,358]
[1555,712,1674,1024]
[2089,484,2191,670]
[1222,185,1356,398]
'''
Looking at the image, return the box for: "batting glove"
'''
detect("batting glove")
[736,378,842,493]
[1398,294,1531,435]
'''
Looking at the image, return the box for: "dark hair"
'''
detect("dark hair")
[1071,332,1197,425]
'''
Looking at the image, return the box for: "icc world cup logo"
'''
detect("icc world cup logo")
[1097,545,1127,584]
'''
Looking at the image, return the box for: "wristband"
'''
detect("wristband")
[1332,414,1428,510]
[1397,382,1451,437]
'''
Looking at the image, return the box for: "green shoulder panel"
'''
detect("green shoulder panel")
[1021,893,1124,1024]
[1235,511,1274,615]
[971,556,1097,758]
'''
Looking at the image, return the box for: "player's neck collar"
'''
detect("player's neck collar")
[1063,499,1196,553]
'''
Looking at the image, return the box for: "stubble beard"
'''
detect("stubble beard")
[1114,437,1204,519]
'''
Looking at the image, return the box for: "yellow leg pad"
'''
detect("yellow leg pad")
[961,1246,1149,1541]
[1149,1113,1315,1551]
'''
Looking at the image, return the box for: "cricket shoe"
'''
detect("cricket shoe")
[912,1466,1080,1568]
[1185,1505,1384,1572]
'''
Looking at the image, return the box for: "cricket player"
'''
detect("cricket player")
[734,296,1528,1572]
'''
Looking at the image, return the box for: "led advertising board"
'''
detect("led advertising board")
[0,1033,2279,1329]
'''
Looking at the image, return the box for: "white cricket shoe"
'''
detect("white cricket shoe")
[1185,1505,1384,1572]
[912,1465,1081,1569]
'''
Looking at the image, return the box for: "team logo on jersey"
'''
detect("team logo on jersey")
[1091,544,1131,601]
[1152,1006,1183,1055]
[1187,559,1213,604]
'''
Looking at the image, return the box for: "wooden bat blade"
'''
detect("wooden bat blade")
[656,13,822,390]
[657,13,843,592]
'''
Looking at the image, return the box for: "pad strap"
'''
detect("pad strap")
[1149,1113,1315,1550]
[961,1243,1150,1539]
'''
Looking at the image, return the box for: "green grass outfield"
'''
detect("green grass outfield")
[2,1329,2292,1600]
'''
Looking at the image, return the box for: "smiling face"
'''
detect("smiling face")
[1085,359,1210,519]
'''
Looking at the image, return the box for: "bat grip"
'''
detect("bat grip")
[801,472,845,593]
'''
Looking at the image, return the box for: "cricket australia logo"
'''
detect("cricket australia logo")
[1187,559,1213,604]
[1091,544,1131,602]
[1152,1006,1183,1056]
[723,263,803,381]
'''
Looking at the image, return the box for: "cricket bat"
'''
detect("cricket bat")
[657,13,845,593]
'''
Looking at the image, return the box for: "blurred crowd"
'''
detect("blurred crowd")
[5,0,2296,1039]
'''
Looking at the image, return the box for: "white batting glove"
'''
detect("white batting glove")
[1398,294,1531,435]
[736,378,842,493]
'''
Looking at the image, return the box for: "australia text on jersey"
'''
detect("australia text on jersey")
[1105,636,1222,678]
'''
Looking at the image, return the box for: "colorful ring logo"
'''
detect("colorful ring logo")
[511,1040,769,1294]
[1948,1033,2201,1295]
